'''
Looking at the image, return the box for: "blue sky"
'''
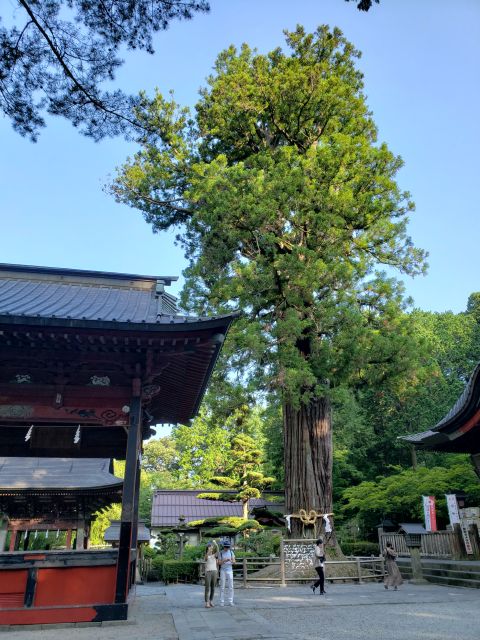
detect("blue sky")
[1,0,479,313]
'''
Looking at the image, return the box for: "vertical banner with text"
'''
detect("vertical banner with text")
[423,495,437,532]
[445,494,461,526]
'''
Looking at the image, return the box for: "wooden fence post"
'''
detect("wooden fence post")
[242,556,247,589]
[280,539,287,588]
[356,557,363,584]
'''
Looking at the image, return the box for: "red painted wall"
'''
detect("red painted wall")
[34,566,116,606]
[0,570,27,608]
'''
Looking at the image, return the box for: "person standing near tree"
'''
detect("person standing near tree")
[383,542,403,590]
[310,538,326,595]
[218,539,236,606]
[204,540,218,608]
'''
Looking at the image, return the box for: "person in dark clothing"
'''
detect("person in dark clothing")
[311,537,326,595]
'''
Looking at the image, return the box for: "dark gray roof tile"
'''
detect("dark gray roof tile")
[0,264,183,324]
[0,457,123,491]
[151,490,284,527]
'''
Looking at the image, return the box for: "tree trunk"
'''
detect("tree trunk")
[283,396,334,541]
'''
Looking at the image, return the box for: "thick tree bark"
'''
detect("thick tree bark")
[283,396,334,540]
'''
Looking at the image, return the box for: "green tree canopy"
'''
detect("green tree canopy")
[111,25,426,535]
[198,433,274,519]
[172,394,267,487]
[342,458,480,534]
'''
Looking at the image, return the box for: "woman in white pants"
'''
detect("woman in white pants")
[218,540,236,606]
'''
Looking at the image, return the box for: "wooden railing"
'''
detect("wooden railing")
[378,530,465,558]
[199,553,385,586]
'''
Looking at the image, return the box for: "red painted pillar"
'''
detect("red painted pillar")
[8,529,17,552]
[66,528,72,549]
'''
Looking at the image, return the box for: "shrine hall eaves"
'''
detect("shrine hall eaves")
[0,457,123,491]
[402,361,480,450]
[0,263,236,328]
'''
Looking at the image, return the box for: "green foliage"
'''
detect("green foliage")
[202,526,237,537]
[342,458,480,533]
[203,433,275,519]
[341,541,379,556]
[111,24,426,516]
[112,24,425,404]
[142,437,180,474]
[238,531,282,556]
[153,532,178,557]
[148,554,166,581]
[466,293,480,323]
[162,559,199,583]
[195,492,226,501]
[1,0,209,141]
[180,545,205,561]
[89,503,122,546]
[171,398,268,487]
[187,516,261,532]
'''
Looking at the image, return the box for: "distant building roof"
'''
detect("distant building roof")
[104,520,150,543]
[398,523,427,535]
[401,362,480,453]
[0,457,122,491]
[151,490,284,528]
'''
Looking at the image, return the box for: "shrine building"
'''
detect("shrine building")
[403,361,480,477]
[0,263,235,625]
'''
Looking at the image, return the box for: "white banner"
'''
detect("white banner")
[445,494,461,525]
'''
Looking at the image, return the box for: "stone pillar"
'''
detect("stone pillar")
[76,521,85,550]
[408,546,428,584]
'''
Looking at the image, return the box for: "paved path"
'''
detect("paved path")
[3,581,480,639]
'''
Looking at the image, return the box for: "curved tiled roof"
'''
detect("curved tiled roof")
[0,457,123,491]
[0,263,181,324]
[0,263,237,431]
[104,520,150,543]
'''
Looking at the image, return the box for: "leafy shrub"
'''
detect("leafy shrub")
[162,560,199,583]
[182,545,205,561]
[154,532,177,558]
[239,531,282,556]
[202,526,238,537]
[148,554,166,581]
[236,519,262,531]
[143,545,157,558]
[342,541,379,557]
[232,550,255,559]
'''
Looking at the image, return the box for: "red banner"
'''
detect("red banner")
[423,495,437,532]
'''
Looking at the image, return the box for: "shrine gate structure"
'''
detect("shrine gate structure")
[0,263,235,624]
